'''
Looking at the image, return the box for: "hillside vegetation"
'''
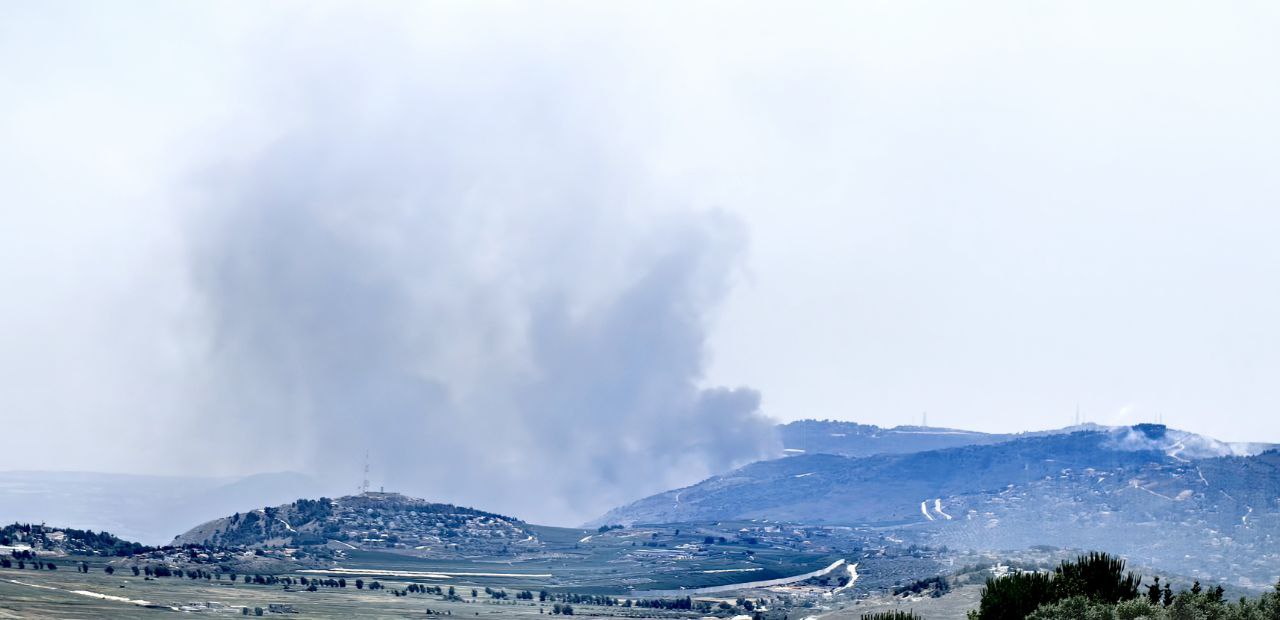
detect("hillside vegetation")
[972,552,1280,620]
[172,492,539,559]
[1,523,150,557]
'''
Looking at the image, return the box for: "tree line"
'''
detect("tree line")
[970,551,1280,620]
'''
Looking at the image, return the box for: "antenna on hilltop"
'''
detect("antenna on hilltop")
[359,450,370,495]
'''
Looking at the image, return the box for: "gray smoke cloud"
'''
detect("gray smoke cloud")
[181,22,778,525]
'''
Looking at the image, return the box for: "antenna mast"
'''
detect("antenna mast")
[359,450,370,495]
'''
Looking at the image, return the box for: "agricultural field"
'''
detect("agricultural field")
[0,552,821,619]
[1,556,560,619]
[0,519,967,618]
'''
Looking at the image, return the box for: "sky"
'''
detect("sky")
[2,2,1279,525]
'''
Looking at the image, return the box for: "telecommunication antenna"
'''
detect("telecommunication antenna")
[359,450,370,495]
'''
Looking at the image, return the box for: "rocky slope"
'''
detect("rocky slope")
[598,425,1215,525]
[595,424,1280,586]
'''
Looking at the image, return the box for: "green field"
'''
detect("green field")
[1,556,656,619]
[0,541,831,619]
[0,521,957,618]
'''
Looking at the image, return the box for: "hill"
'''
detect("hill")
[596,425,1235,525]
[171,492,540,559]
[593,424,1280,586]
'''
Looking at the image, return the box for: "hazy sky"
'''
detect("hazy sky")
[2,2,1279,522]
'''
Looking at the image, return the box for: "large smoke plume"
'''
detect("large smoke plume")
[182,14,778,525]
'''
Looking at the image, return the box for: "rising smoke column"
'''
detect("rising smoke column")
[183,15,778,525]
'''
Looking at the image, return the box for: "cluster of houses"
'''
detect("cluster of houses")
[325,493,540,557]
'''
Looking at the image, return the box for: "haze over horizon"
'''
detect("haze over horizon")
[3,1,1279,526]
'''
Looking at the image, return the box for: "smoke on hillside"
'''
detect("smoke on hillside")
[183,13,778,525]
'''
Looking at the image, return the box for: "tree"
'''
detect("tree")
[105,566,115,575]
[974,553,1140,620]
[355,579,364,589]
[1051,552,1140,604]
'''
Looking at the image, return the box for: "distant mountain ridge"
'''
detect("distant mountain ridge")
[598,424,1277,526]
[777,419,1022,457]
[775,419,1273,459]
[594,423,1280,586]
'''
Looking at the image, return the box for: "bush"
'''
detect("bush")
[1026,596,1117,620]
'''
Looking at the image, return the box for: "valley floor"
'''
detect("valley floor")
[0,568,678,619]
